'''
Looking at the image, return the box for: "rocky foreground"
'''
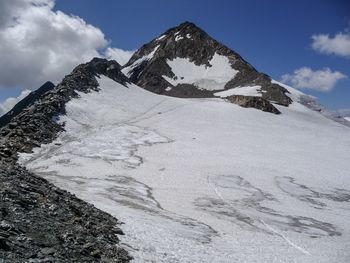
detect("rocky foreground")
[0,161,131,263]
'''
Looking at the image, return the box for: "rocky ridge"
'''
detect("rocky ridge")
[0,58,131,262]
[0,58,128,163]
[0,82,55,128]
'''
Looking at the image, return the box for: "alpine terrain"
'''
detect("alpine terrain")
[1,22,350,262]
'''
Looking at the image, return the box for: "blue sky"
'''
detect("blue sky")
[54,0,349,110]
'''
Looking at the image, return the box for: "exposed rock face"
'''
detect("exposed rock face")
[122,21,292,109]
[0,58,131,262]
[227,95,281,114]
[0,81,55,128]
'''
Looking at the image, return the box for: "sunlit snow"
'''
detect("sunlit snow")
[175,35,184,41]
[156,35,166,41]
[214,85,262,97]
[19,75,350,263]
[162,53,238,90]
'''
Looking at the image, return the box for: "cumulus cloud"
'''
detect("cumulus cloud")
[281,67,347,92]
[311,32,350,57]
[0,90,31,116]
[0,0,131,91]
[105,47,134,66]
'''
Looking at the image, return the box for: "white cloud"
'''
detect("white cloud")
[0,0,130,91]
[105,47,134,66]
[311,32,350,57]
[0,90,31,116]
[281,67,347,92]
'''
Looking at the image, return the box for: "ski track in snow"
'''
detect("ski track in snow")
[208,174,311,255]
[18,75,350,263]
[260,219,312,256]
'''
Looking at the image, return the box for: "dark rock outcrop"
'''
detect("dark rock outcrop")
[0,162,131,262]
[164,84,215,98]
[227,95,281,114]
[0,81,55,128]
[123,21,292,109]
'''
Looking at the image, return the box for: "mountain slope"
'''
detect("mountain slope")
[18,74,350,262]
[0,59,131,262]
[123,22,292,110]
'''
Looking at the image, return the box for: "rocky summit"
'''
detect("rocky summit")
[122,21,292,112]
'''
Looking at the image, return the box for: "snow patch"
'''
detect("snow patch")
[175,35,184,41]
[157,35,166,41]
[162,53,238,90]
[214,85,262,97]
[122,45,160,77]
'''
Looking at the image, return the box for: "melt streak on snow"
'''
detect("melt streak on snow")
[19,76,350,263]
[163,53,239,90]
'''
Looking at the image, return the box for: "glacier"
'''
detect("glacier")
[18,75,350,262]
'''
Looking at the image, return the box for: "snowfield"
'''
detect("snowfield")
[214,85,262,97]
[19,75,350,262]
[162,53,239,90]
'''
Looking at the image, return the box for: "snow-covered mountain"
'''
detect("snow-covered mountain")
[122,22,292,112]
[1,22,350,262]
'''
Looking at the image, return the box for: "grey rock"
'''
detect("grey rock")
[227,95,281,114]
[0,162,131,262]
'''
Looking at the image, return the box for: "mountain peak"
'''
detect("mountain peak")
[169,21,206,34]
[177,21,197,28]
[122,22,292,108]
